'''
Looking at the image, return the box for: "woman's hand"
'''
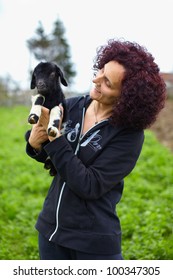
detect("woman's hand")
[28,107,50,151]
[28,123,48,151]
[29,105,64,149]
[39,106,50,130]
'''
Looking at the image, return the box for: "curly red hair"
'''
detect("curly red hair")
[93,39,166,129]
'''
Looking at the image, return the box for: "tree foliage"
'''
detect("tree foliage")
[27,19,76,85]
[27,22,50,61]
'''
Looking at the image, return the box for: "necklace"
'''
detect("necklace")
[93,101,111,124]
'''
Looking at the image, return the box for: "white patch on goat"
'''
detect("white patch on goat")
[29,94,44,118]
[48,106,61,135]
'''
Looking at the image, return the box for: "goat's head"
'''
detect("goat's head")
[30,62,68,94]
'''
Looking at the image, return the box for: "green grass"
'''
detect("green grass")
[119,132,173,259]
[0,106,173,260]
[0,106,52,260]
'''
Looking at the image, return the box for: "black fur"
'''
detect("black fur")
[26,62,68,176]
[30,61,67,116]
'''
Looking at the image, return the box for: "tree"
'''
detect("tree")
[51,19,76,82]
[27,21,51,61]
[27,19,76,85]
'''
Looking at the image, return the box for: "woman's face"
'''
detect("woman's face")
[90,61,125,105]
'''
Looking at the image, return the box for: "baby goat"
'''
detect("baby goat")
[28,61,68,137]
[27,62,68,176]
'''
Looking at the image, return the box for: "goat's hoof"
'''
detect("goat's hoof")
[28,114,39,124]
[49,168,57,176]
[44,163,52,170]
[48,128,57,137]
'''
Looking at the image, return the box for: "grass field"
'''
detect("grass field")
[0,106,172,260]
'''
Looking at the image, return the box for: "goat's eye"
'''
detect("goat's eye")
[50,72,55,79]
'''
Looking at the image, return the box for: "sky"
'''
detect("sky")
[0,0,172,93]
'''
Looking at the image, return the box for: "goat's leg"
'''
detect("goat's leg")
[44,157,53,170]
[44,156,57,176]
[28,94,45,124]
[47,106,61,137]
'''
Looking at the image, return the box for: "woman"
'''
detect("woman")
[26,38,166,260]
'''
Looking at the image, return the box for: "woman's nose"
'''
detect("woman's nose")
[92,73,102,84]
[92,78,101,87]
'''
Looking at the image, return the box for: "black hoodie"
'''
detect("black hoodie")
[26,95,144,255]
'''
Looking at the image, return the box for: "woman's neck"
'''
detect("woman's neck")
[93,100,112,124]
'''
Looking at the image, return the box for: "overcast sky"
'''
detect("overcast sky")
[0,0,172,93]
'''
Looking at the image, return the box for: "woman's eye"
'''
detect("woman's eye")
[105,78,111,88]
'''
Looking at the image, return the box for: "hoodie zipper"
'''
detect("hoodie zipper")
[49,182,66,241]
[49,107,109,241]
[49,107,86,241]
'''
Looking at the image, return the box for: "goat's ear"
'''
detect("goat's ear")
[30,73,36,89]
[60,76,68,87]
[56,66,68,87]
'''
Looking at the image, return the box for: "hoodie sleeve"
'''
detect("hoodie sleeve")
[26,141,49,163]
[25,128,50,163]
[44,128,144,200]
